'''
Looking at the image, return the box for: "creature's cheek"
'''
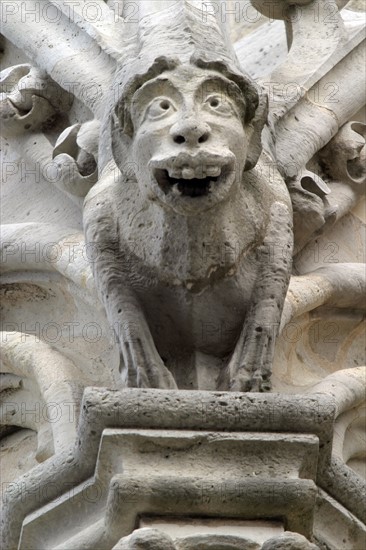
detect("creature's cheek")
[229,126,247,146]
[210,123,246,149]
[134,128,167,158]
[230,131,248,158]
[132,134,153,166]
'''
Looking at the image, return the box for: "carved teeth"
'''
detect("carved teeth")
[194,166,206,178]
[169,169,182,179]
[167,165,222,180]
[182,167,195,179]
[206,166,221,177]
[153,166,228,198]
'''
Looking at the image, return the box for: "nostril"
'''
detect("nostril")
[198,132,209,144]
[173,135,185,144]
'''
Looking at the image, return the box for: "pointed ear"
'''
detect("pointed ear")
[244,92,268,171]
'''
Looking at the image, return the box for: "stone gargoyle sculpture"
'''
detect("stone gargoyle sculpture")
[83,3,293,392]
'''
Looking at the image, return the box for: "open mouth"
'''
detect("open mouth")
[154,164,229,198]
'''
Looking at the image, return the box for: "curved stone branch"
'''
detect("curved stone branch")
[274,37,365,177]
[332,404,366,462]
[267,0,346,107]
[0,223,96,298]
[252,1,365,120]
[1,0,114,117]
[3,132,84,204]
[2,117,100,200]
[247,2,366,178]
[307,366,366,418]
[281,263,366,331]
[0,332,86,454]
[47,0,128,59]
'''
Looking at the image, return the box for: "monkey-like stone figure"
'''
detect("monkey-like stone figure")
[84,52,293,392]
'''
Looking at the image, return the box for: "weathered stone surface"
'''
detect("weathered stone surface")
[314,488,366,549]
[1,388,334,549]
[113,527,321,549]
[84,1,293,392]
[0,0,365,548]
[261,531,319,549]
[113,528,176,550]
[139,517,284,543]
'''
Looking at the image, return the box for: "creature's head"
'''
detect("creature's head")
[112,56,267,215]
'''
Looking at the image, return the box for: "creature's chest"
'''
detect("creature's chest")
[127,252,259,355]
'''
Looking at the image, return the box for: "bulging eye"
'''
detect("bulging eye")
[204,95,234,116]
[208,96,220,108]
[146,98,175,119]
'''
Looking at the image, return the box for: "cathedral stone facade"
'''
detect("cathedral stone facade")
[1,1,365,548]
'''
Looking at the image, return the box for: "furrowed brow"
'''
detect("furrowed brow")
[196,76,246,117]
[132,77,181,106]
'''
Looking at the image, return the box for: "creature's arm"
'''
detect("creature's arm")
[220,201,293,391]
[83,186,177,389]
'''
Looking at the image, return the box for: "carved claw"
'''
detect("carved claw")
[121,339,177,390]
[222,364,271,392]
[135,359,178,390]
[219,323,275,392]
[231,358,273,394]
[227,366,272,392]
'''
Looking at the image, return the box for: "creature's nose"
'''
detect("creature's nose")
[170,116,210,146]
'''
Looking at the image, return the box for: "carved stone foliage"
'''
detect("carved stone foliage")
[52,120,100,197]
[320,121,366,186]
[0,64,69,137]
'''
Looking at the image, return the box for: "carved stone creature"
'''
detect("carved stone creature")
[83,5,293,392]
[84,62,292,391]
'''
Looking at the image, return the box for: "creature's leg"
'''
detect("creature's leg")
[221,202,293,392]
